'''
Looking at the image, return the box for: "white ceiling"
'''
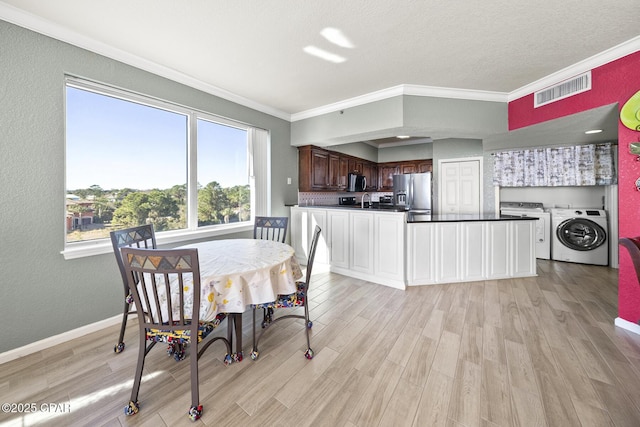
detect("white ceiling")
[2,0,639,123]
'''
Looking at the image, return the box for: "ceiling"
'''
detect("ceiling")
[1,0,638,145]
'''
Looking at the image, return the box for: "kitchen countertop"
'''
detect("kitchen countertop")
[407,213,539,223]
[293,205,539,222]
[295,204,408,212]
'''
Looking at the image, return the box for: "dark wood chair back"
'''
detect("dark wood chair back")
[254,216,288,243]
[109,224,157,353]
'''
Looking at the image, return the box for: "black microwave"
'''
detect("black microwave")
[347,173,366,192]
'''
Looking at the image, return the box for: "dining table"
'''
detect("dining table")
[175,238,303,360]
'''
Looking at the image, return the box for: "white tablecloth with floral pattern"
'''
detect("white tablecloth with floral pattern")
[175,239,303,321]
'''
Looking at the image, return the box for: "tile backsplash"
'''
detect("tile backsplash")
[298,191,392,206]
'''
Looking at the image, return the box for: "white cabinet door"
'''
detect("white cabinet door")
[327,210,349,269]
[435,222,461,283]
[487,221,510,278]
[407,224,435,285]
[461,222,486,281]
[290,207,308,262]
[374,213,405,283]
[291,207,327,266]
[350,211,374,274]
[308,209,328,266]
[512,220,536,276]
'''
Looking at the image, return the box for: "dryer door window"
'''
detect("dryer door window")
[556,218,607,251]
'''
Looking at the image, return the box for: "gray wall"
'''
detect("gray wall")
[0,20,297,353]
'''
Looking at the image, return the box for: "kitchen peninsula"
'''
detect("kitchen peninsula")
[291,206,537,289]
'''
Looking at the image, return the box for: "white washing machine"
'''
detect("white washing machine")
[500,202,551,260]
[550,208,608,266]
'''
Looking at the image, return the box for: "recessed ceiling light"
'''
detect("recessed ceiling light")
[303,46,346,63]
[585,129,603,134]
[320,27,355,49]
[396,135,410,139]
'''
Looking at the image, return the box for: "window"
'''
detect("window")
[64,77,268,253]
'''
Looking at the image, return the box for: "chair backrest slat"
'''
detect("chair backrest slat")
[121,247,201,333]
[254,216,289,243]
[110,225,157,293]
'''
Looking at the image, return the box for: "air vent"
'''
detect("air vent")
[534,71,591,108]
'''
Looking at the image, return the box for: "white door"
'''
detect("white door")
[439,158,481,215]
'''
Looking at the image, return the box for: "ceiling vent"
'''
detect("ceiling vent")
[534,71,591,108]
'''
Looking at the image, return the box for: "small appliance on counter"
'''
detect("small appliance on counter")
[379,195,393,207]
[339,196,357,205]
[347,173,366,192]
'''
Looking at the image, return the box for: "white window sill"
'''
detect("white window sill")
[61,223,253,260]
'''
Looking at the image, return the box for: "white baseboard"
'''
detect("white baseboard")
[615,317,640,335]
[0,314,127,365]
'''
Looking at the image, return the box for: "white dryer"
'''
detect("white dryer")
[550,208,608,266]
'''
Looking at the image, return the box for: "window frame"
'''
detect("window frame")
[62,76,268,260]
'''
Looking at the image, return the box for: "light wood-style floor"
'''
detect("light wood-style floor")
[2,260,639,427]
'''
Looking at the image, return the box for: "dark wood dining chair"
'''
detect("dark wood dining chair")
[121,247,232,421]
[620,237,640,284]
[254,216,289,243]
[110,224,156,354]
[250,225,321,361]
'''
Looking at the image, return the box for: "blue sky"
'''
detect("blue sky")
[66,87,248,191]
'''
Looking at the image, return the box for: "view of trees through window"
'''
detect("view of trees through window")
[65,79,251,244]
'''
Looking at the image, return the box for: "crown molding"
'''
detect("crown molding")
[0,2,292,121]
[2,2,638,123]
[508,36,640,102]
[291,84,508,121]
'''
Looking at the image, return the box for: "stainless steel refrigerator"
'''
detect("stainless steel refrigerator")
[392,172,432,213]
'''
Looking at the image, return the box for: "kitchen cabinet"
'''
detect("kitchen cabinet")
[417,160,433,173]
[407,219,535,285]
[374,212,405,283]
[377,160,433,191]
[328,153,349,190]
[378,163,399,190]
[362,161,378,191]
[401,163,417,174]
[298,145,432,192]
[327,209,349,269]
[350,211,375,274]
[290,207,328,265]
[298,146,329,191]
[292,207,406,289]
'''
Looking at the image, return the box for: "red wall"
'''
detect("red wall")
[509,51,640,323]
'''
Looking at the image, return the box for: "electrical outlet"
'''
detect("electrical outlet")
[287,177,292,185]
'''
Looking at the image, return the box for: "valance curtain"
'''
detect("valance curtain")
[492,143,616,187]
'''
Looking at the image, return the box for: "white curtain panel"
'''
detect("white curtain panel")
[493,143,616,187]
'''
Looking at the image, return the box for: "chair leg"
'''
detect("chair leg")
[187,342,202,421]
[303,302,313,360]
[231,313,243,362]
[114,302,130,353]
[251,308,259,360]
[124,334,147,416]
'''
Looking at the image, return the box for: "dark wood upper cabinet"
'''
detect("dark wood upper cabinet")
[378,164,399,191]
[298,145,431,192]
[362,162,378,191]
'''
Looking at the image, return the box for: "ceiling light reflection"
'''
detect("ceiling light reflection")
[303,46,346,63]
[320,27,355,49]
[584,129,603,134]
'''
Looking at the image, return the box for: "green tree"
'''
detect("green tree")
[112,192,151,227]
[198,181,228,225]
